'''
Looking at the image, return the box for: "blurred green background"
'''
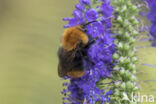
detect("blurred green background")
[0,0,78,104]
[0,0,155,104]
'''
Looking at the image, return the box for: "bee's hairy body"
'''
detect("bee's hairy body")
[58,47,85,78]
[58,23,98,78]
[58,25,90,78]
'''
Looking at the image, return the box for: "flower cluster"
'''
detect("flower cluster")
[110,0,139,104]
[145,0,156,46]
[62,0,115,104]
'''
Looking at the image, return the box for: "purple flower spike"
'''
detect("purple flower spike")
[63,17,79,28]
[73,9,85,23]
[62,0,115,103]
[85,9,98,22]
[99,0,113,18]
[87,21,104,37]
[79,0,91,5]
[75,4,85,11]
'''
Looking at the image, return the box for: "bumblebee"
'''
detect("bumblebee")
[58,22,99,78]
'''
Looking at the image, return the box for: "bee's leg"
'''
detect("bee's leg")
[77,49,94,66]
[83,55,95,66]
[84,36,99,49]
[80,50,95,66]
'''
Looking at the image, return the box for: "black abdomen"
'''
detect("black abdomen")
[57,47,84,77]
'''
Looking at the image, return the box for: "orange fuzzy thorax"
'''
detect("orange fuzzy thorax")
[61,26,88,51]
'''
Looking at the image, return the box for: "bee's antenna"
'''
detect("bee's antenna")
[82,21,97,27]
[83,15,114,28]
[81,21,97,32]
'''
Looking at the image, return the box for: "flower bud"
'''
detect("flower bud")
[118,42,124,50]
[123,20,129,27]
[133,86,139,91]
[114,89,120,96]
[125,32,130,40]
[131,57,137,63]
[132,19,139,26]
[128,63,136,72]
[120,68,125,76]
[113,53,120,60]
[126,1,132,7]
[121,5,127,12]
[124,57,131,65]
[130,75,136,81]
[121,82,126,89]
[126,81,134,89]
[130,5,137,13]
[115,7,120,12]
[129,37,135,45]
[123,44,130,51]
[132,30,138,36]
[114,65,120,70]
[129,16,135,22]
[119,57,125,64]
[117,16,123,23]
[132,70,136,74]
[125,70,131,79]
[115,81,121,87]
[114,39,119,44]
[128,51,134,57]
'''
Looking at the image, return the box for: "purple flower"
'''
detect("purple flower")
[87,21,104,37]
[98,0,113,18]
[85,9,98,22]
[75,4,85,11]
[79,0,91,5]
[73,9,85,23]
[63,17,79,28]
[101,19,112,30]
